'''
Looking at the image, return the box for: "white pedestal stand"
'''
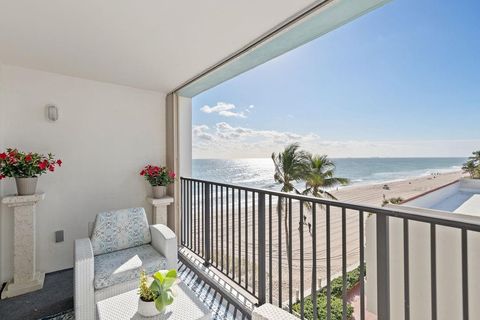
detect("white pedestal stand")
[146,196,174,225]
[1,193,45,299]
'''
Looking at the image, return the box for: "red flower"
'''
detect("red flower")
[8,149,17,157]
[147,166,157,176]
[140,170,146,176]
[49,165,55,172]
[0,153,6,160]
[56,159,62,167]
[25,155,32,162]
[0,174,5,180]
[38,161,47,170]
[168,171,176,179]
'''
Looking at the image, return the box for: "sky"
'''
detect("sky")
[192,0,480,159]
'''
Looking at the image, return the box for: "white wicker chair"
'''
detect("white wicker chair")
[74,207,177,320]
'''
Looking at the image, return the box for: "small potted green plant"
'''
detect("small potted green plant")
[0,148,62,195]
[138,269,177,317]
[140,165,176,198]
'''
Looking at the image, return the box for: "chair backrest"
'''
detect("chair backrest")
[90,207,151,256]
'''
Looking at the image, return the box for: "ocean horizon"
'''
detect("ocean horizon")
[192,157,466,191]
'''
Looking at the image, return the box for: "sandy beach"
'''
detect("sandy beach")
[332,170,464,206]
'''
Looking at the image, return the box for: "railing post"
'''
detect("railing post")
[204,182,211,266]
[377,214,390,320]
[257,192,266,305]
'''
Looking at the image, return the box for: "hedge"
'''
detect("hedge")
[293,294,353,320]
[292,266,364,320]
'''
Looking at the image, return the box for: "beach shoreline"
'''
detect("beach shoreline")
[332,170,464,206]
[192,158,466,193]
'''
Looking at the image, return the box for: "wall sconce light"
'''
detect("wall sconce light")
[46,104,59,121]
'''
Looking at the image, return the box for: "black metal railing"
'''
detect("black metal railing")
[180,177,480,320]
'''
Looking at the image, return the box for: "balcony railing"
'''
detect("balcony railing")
[180,177,480,320]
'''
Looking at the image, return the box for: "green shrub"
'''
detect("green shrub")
[382,197,404,207]
[328,276,345,297]
[293,294,353,320]
[323,266,363,297]
[292,266,364,320]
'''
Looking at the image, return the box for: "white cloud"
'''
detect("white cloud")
[218,110,246,118]
[200,102,247,118]
[192,122,479,159]
[192,125,214,141]
[200,102,235,114]
[193,122,319,158]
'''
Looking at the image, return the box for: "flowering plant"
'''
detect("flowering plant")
[138,269,177,311]
[140,165,175,187]
[0,148,62,180]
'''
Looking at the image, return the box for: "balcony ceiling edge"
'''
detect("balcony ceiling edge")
[176,0,391,98]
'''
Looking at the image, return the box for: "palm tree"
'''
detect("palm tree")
[303,154,349,200]
[271,143,309,269]
[299,154,349,234]
[271,143,309,193]
[463,160,477,178]
[462,150,480,179]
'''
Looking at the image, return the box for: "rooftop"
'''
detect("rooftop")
[403,178,480,216]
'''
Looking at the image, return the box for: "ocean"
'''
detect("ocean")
[192,158,465,191]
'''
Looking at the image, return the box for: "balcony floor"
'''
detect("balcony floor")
[178,252,253,319]
[0,254,252,320]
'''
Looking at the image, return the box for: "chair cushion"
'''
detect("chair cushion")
[91,207,151,256]
[93,244,167,290]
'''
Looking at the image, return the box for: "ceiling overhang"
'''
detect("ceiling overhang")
[178,0,390,97]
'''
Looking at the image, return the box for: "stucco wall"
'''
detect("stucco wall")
[366,209,480,319]
[0,65,166,282]
[0,64,5,283]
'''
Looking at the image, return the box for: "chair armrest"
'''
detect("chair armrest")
[252,304,299,320]
[150,224,177,270]
[74,238,95,320]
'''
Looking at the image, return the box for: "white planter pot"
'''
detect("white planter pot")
[138,298,162,317]
[15,177,38,196]
[152,185,166,199]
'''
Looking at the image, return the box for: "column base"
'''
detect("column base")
[1,272,45,299]
[147,196,174,225]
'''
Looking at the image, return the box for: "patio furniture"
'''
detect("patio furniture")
[74,207,177,320]
[96,280,211,320]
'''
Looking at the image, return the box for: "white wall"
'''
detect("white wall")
[0,65,166,282]
[0,64,5,283]
[366,210,480,320]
